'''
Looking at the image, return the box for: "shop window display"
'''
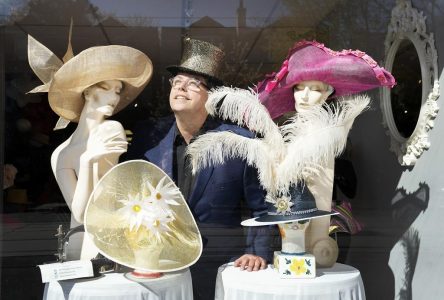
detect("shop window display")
[3,1,435,300]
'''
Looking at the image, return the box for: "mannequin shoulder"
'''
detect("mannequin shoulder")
[96,120,126,138]
[99,120,125,132]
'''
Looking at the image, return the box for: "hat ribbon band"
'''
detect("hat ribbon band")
[265,59,289,92]
[268,207,318,216]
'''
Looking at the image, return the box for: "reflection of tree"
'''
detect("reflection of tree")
[318,0,393,49]
[8,0,102,25]
[261,0,394,69]
[0,0,26,24]
[264,25,328,65]
[398,228,420,300]
[262,0,339,64]
[223,40,264,88]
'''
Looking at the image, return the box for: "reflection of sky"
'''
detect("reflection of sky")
[1,0,286,27]
[89,0,284,27]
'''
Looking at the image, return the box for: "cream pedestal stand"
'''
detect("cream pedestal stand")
[305,159,339,267]
[127,245,164,279]
[124,230,164,279]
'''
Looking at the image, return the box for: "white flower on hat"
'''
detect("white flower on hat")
[146,176,181,208]
[117,193,149,231]
[142,211,174,240]
[274,196,293,215]
[118,177,181,237]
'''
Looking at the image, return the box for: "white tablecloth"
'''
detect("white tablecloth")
[215,263,365,300]
[43,268,193,300]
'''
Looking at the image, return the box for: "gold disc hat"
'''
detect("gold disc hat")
[84,160,203,272]
[166,37,225,86]
[28,35,153,123]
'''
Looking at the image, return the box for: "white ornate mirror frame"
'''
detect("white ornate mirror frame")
[381,0,439,166]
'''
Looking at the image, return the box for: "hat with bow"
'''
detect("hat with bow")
[27,23,152,127]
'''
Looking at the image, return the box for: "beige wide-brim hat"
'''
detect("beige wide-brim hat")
[48,45,153,122]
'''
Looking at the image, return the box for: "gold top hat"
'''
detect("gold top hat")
[167,37,225,86]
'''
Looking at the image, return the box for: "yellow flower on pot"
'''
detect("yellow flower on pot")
[289,258,307,275]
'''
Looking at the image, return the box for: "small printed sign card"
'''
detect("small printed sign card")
[38,260,94,283]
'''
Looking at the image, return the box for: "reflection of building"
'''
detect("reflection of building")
[237,0,246,28]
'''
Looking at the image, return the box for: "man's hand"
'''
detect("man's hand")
[234,254,267,272]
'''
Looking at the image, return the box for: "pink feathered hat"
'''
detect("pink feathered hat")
[257,40,396,119]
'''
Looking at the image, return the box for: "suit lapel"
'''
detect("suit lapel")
[187,118,222,207]
[144,123,176,178]
[145,117,220,207]
[188,166,214,208]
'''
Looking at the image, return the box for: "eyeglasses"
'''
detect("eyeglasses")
[169,76,208,92]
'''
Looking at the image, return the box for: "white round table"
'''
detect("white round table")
[43,268,193,300]
[215,263,365,300]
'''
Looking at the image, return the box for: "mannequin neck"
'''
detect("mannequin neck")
[71,105,106,142]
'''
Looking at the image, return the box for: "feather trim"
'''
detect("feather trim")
[186,131,276,192]
[206,87,283,147]
[276,94,370,191]
[188,92,369,197]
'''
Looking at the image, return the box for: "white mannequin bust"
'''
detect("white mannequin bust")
[51,80,128,260]
[278,220,310,254]
[292,80,339,267]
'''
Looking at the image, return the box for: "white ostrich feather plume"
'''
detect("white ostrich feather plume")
[276,95,369,190]
[187,131,277,192]
[188,87,370,197]
[207,87,284,147]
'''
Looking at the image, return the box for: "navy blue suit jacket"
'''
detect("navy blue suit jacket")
[126,116,270,260]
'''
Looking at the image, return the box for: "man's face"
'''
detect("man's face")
[169,72,209,116]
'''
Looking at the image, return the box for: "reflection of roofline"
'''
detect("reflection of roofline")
[190,16,224,28]
[100,16,127,28]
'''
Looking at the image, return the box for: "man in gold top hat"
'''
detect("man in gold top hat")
[127,37,270,299]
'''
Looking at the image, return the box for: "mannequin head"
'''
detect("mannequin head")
[83,80,123,117]
[293,80,333,113]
